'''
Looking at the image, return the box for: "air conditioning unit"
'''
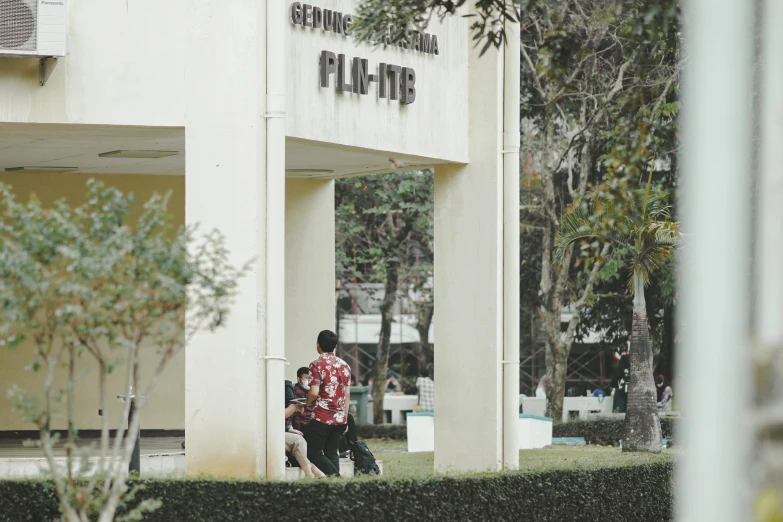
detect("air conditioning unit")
[0,0,67,58]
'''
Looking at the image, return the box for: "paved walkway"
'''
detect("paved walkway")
[0,436,183,458]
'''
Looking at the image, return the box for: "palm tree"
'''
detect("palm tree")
[556,171,679,453]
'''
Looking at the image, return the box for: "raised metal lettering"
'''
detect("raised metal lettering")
[401,67,416,104]
[354,58,369,95]
[378,63,387,98]
[320,50,337,87]
[387,64,402,100]
[290,2,303,25]
[334,12,343,34]
[313,6,323,28]
[324,9,333,30]
[343,15,353,35]
[337,54,352,92]
[422,33,432,54]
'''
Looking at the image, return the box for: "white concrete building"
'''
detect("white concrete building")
[0,0,520,479]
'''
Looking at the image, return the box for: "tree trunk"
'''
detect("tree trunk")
[623,270,663,452]
[373,263,399,424]
[416,303,434,377]
[545,346,567,421]
[417,327,434,375]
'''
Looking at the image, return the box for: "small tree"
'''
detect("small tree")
[0,180,248,522]
[556,170,679,453]
[335,171,433,423]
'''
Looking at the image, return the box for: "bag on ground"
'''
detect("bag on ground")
[350,440,380,475]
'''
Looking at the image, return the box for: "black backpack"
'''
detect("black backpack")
[350,440,380,475]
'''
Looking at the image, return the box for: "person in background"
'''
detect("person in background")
[386,371,400,394]
[535,374,547,398]
[591,387,607,398]
[610,354,630,413]
[366,376,374,396]
[655,374,674,410]
[414,368,434,412]
[306,330,351,476]
[291,367,314,432]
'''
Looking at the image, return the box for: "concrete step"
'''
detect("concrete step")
[0,453,382,480]
[0,452,185,479]
[284,458,384,480]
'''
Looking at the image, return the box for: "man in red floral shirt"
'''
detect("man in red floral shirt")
[305,330,351,476]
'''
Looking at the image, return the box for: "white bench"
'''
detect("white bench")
[520,396,614,423]
[407,412,553,452]
[518,414,553,449]
[367,395,419,424]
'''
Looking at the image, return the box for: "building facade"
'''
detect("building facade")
[0,0,520,478]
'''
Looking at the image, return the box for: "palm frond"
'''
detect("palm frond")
[640,220,680,246]
[642,188,673,221]
[555,206,600,262]
[634,243,674,278]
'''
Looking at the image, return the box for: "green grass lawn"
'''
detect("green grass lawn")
[365,439,675,479]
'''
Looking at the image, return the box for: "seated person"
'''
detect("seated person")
[285,381,324,478]
[655,374,674,411]
[291,367,314,432]
[386,372,400,394]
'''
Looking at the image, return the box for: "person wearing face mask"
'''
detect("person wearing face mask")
[291,367,315,432]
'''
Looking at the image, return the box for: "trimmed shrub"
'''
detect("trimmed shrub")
[357,418,678,445]
[553,418,678,446]
[356,424,407,440]
[0,463,673,522]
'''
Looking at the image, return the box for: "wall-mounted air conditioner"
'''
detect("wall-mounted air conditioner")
[0,0,67,84]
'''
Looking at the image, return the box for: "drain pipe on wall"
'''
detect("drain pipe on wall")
[265,0,287,480]
[502,17,521,470]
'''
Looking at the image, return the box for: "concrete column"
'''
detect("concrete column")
[184,0,268,478]
[285,178,336,377]
[434,39,506,473]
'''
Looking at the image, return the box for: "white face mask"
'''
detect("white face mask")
[300,380,310,391]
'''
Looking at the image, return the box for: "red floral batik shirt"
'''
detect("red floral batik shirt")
[308,352,351,425]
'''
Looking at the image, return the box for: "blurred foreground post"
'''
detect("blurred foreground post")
[678,0,754,521]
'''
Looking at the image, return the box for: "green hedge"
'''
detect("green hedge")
[0,463,673,522]
[357,418,678,446]
[552,418,678,446]
[355,423,407,440]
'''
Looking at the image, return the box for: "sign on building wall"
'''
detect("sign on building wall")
[290,2,440,105]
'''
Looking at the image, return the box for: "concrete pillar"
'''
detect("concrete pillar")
[433,39,507,473]
[285,178,336,377]
[678,0,753,518]
[184,0,268,478]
